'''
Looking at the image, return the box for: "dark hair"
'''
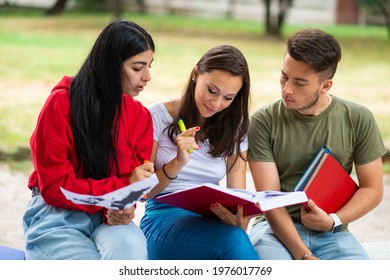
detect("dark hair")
[169,44,251,169]
[70,20,155,179]
[287,28,341,81]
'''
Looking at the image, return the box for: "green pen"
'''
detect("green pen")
[178,118,193,153]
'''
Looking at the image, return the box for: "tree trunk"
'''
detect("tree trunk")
[136,0,147,14]
[276,0,292,36]
[113,0,122,20]
[372,0,390,39]
[263,0,272,34]
[263,0,292,37]
[45,0,68,16]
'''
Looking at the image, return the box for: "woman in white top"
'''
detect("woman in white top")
[140,45,259,259]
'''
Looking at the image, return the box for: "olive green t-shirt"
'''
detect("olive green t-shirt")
[248,95,387,223]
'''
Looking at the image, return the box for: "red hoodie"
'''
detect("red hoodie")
[28,76,153,214]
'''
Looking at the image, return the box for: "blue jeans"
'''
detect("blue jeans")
[23,195,147,260]
[249,220,370,260]
[140,199,259,260]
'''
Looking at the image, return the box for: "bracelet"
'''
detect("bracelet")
[301,253,314,260]
[162,163,177,180]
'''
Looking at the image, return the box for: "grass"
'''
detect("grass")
[0,9,389,173]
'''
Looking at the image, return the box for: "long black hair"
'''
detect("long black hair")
[70,20,155,179]
[168,44,251,169]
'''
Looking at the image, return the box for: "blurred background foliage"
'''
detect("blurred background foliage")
[0,0,389,173]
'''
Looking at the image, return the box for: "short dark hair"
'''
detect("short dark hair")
[287,28,341,80]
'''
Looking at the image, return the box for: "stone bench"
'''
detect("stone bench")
[362,242,390,260]
[1,243,389,260]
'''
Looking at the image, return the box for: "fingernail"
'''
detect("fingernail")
[195,126,200,131]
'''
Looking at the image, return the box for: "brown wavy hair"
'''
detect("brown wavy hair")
[168,44,251,171]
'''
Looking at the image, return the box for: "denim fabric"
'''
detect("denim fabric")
[140,199,259,260]
[23,195,147,260]
[249,220,369,260]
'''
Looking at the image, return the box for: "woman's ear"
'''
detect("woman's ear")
[191,66,199,82]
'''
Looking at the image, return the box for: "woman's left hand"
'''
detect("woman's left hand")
[106,206,136,225]
[210,203,253,231]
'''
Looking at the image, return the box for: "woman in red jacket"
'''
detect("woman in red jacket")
[23,20,155,259]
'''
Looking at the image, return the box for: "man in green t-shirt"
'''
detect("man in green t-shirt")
[247,29,387,260]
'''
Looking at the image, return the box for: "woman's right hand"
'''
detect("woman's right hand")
[175,126,200,164]
[146,126,200,199]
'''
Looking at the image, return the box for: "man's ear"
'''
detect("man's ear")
[321,79,333,94]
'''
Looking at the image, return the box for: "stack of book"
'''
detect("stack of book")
[293,146,358,213]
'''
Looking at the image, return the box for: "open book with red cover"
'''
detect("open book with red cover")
[294,146,359,213]
[155,184,308,219]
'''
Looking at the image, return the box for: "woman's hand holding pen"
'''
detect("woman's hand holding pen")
[148,124,200,198]
[176,126,200,164]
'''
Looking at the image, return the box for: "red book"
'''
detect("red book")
[294,146,358,214]
[155,184,307,219]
